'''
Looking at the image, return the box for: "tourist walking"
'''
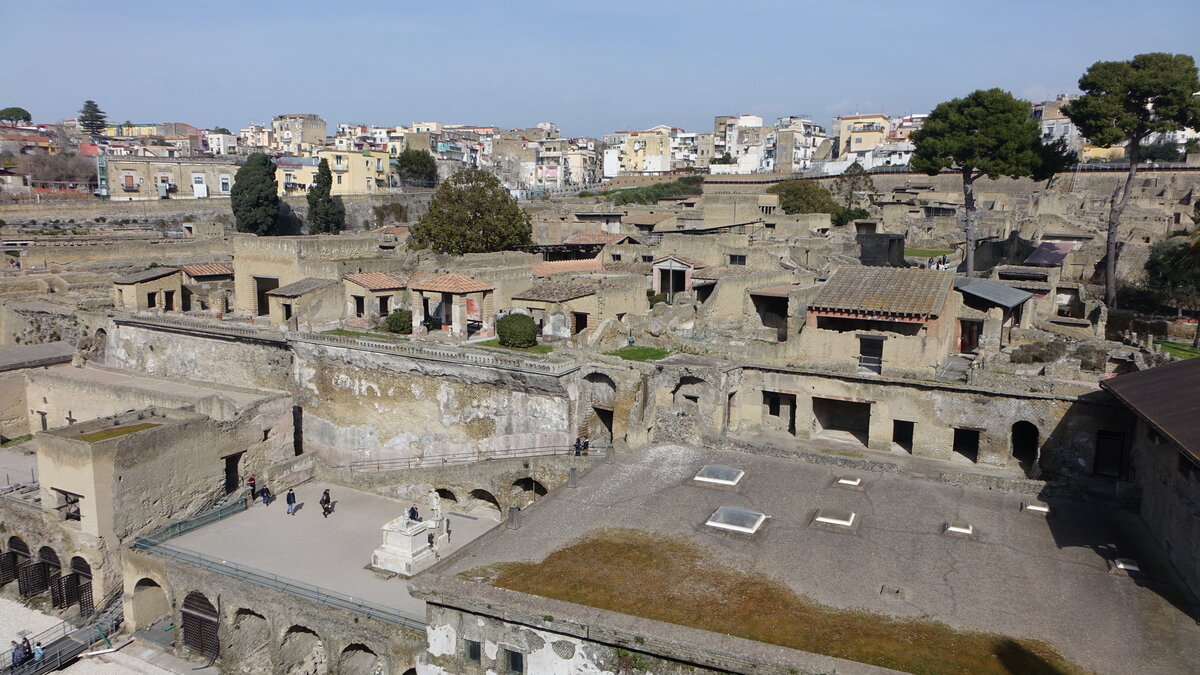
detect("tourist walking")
[573,437,582,457]
[32,642,44,662]
[581,435,590,456]
[246,474,257,501]
[11,641,20,667]
[259,485,272,505]
[286,488,297,515]
[320,489,332,518]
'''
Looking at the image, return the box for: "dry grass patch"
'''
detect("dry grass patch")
[483,529,1086,675]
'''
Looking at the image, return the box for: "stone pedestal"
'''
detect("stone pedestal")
[371,517,438,577]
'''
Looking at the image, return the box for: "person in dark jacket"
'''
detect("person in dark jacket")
[320,489,332,518]
[286,488,297,515]
[573,437,582,457]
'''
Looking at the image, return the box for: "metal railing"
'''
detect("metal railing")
[2,586,123,675]
[857,355,882,375]
[138,499,246,544]
[131,539,425,629]
[116,313,286,342]
[288,331,579,375]
[336,443,608,472]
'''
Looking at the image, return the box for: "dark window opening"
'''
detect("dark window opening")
[146,292,157,308]
[952,428,980,463]
[464,640,481,665]
[353,295,366,318]
[858,336,884,374]
[892,420,914,453]
[1094,431,1126,478]
[52,488,83,521]
[817,316,921,335]
[378,295,390,316]
[572,312,589,335]
[504,649,524,675]
[163,290,175,311]
[728,254,747,265]
[282,303,293,320]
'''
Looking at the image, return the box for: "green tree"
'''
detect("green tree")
[306,158,344,234]
[230,153,281,236]
[497,313,537,348]
[710,152,735,165]
[1140,142,1184,163]
[394,148,438,185]
[211,127,232,135]
[385,309,413,334]
[1146,235,1200,347]
[1064,53,1200,306]
[407,169,532,255]
[77,100,107,135]
[0,107,32,124]
[766,179,840,216]
[911,88,1072,276]
[832,162,876,212]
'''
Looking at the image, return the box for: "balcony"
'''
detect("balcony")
[121,184,140,192]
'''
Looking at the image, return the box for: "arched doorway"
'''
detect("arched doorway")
[181,591,220,659]
[339,644,379,675]
[130,578,169,629]
[468,489,501,515]
[0,537,28,590]
[512,477,548,497]
[1012,421,1039,473]
[583,372,618,445]
[435,488,458,504]
[227,609,270,667]
[65,556,94,616]
[70,556,91,579]
[279,625,326,674]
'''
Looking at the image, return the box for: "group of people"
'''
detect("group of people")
[573,435,590,457]
[9,638,44,667]
[247,475,334,518]
[925,256,953,271]
[5,257,21,270]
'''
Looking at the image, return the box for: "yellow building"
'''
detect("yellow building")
[836,113,889,156]
[621,129,672,174]
[275,150,392,196]
[105,123,160,138]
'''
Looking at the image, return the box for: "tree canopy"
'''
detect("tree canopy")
[231,153,281,236]
[832,162,876,212]
[211,127,232,135]
[394,148,438,185]
[612,175,703,205]
[766,179,840,216]
[407,169,531,255]
[77,100,107,135]
[1145,235,1200,347]
[307,158,344,234]
[911,88,1072,275]
[0,107,31,124]
[1063,53,1200,306]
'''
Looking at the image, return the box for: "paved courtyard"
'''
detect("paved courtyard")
[171,480,499,619]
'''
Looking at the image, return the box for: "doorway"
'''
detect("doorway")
[1093,431,1126,477]
[952,428,980,462]
[1011,421,1039,469]
[959,319,982,354]
[223,452,244,495]
[591,407,614,445]
[892,420,914,453]
[253,277,279,316]
[812,397,871,446]
[857,336,884,375]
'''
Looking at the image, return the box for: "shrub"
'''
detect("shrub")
[1010,340,1068,364]
[648,293,668,306]
[1074,344,1110,372]
[385,309,412,334]
[497,313,537,348]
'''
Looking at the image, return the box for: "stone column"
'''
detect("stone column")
[412,291,426,332]
[450,295,467,339]
[481,291,495,333]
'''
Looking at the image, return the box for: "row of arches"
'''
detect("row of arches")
[433,477,549,514]
[133,584,407,674]
[1,536,94,613]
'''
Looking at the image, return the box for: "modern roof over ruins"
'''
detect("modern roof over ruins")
[113,267,179,285]
[178,263,232,278]
[1023,241,1075,267]
[512,279,598,303]
[408,273,494,294]
[1102,358,1200,463]
[561,232,637,245]
[343,271,409,290]
[531,259,606,277]
[809,267,954,317]
[267,277,338,297]
[954,277,1033,309]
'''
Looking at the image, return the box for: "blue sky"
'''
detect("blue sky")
[4,0,1197,137]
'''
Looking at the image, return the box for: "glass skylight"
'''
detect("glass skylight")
[706,506,767,534]
[694,465,745,486]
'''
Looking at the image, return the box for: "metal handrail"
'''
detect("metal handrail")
[138,499,246,543]
[131,539,425,630]
[336,443,609,472]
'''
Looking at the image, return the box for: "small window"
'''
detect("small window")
[641,254,653,263]
[464,639,481,665]
[504,649,523,675]
[728,254,746,266]
[353,295,366,317]
[52,488,83,521]
[336,174,342,185]
[610,253,622,262]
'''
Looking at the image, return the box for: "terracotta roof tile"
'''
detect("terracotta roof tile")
[113,268,179,284]
[622,212,675,226]
[532,259,606,277]
[562,233,634,245]
[603,261,653,275]
[179,263,232,277]
[344,272,408,290]
[810,267,954,317]
[409,273,494,294]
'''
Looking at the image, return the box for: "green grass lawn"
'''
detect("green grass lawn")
[1,434,33,448]
[605,346,670,362]
[474,339,553,355]
[905,248,955,258]
[1156,340,1200,359]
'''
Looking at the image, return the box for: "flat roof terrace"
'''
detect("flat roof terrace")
[425,444,1200,675]
[168,481,498,622]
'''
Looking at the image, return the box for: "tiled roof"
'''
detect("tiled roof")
[512,280,598,303]
[809,267,954,317]
[267,277,338,297]
[179,263,232,278]
[1023,241,1076,267]
[113,267,179,284]
[652,255,707,269]
[693,265,755,280]
[409,273,494,294]
[623,212,675,226]
[954,278,1033,309]
[532,259,606,277]
[603,261,654,275]
[344,272,408,290]
[562,233,633,245]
